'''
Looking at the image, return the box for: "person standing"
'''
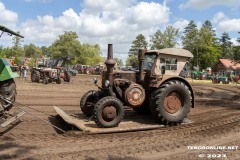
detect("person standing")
[22,64,27,79]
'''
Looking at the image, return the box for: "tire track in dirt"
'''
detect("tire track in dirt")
[4,108,240,160]
[12,118,240,160]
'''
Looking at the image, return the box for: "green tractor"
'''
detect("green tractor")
[0,25,24,123]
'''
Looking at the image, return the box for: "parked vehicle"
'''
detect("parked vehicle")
[68,66,77,76]
[211,75,229,84]
[230,74,240,84]
[31,56,73,84]
[31,65,61,84]
[50,56,72,82]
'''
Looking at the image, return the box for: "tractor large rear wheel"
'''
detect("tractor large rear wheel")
[80,90,99,117]
[93,96,124,128]
[31,70,40,82]
[150,80,192,125]
[0,79,16,112]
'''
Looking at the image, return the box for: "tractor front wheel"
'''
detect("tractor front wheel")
[43,77,49,84]
[80,90,98,117]
[93,96,124,128]
[56,77,61,84]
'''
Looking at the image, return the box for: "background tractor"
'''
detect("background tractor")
[31,59,61,84]
[50,56,72,82]
[31,56,72,84]
[80,44,194,128]
[0,25,24,120]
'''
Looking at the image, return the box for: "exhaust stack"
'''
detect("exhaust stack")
[105,44,116,85]
[138,48,146,83]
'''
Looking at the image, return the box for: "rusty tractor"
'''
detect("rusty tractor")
[80,44,194,128]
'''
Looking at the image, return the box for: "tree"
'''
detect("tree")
[182,21,198,50]
[127,34,147,67]
[129,34,148,56]
[150,26,180,50]
[0,46,5,58]
[49,31,81,60]
[150,30,165,49]
[182,20,221,70]
[49,31,103,65]
[237,32,240,43]
[182,21,199,68]
[41,46,49,57]
[24,44,42,58]
[78,43,102,65]
[203,20,214,33]
[126,55,138,67]
[24,44,43,66]
[219,32,233,58]
[0,47,11,58]
[114,58,123,67]
[234,32,240,62]
[183,20,197,34]
[233,46,240,61]
[11,33,24,58]
[196,24,221,69]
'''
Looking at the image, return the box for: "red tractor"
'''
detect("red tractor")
[49,56,73,82]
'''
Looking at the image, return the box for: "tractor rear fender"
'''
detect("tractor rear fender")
[153,76,195,108]
[0,59,19,81]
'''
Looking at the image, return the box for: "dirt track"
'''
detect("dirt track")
[0,75,240,160]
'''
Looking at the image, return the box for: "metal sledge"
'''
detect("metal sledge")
[0,111,26,128]
[54,106,193,134]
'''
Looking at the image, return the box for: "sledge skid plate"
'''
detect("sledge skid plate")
[54,106,193,134]
[1,111,26,128]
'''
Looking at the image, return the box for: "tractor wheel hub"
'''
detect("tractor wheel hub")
[164,92,182,114]
[102,106,117,121]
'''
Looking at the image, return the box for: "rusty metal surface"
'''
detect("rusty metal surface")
[113,71,136,82]
[164,92,182,114]
[125,83,145,107]
[105,44,116,85]
[54,106,88,131]
[102,106,117,121]
[54,106,193,134]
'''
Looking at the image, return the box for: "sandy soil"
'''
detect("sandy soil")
[0,74,240,160]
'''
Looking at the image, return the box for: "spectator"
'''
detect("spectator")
[21,64,27,79]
